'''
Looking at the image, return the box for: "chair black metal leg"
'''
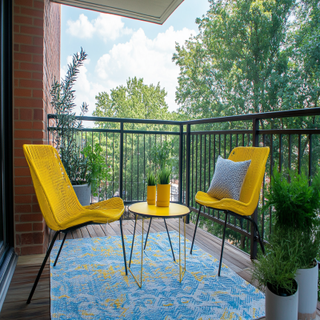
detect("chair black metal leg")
[218,212,228,277]
[190,205,201,254]
[251,218,265,255]
[129,215,137,268]
[119,218,128,275]
[27,230,60,304]
[144,217,152,250]
[164,218,176,261]
[53,231,68,267]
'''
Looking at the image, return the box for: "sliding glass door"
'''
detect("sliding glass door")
[0,0,16,312]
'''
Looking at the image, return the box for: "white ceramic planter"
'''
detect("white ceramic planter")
[265,281,298,320]
[295,263,318,320]
[73,183,91,206]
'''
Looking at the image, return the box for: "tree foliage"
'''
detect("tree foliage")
[93,77,174,125]
[173,0,320,120]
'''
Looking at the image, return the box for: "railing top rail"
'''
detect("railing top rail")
[47,114,182,126]
[184,107,320,126]
[48,107,320,127]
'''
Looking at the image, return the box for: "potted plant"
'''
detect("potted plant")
[266,169,320,319]
[252,227,300,320]
[147,172,156,205]
[156,167,171,207]
[50,48,108,205]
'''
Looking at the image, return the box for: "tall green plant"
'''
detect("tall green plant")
[266,169,320,233]
[50,48,88,184]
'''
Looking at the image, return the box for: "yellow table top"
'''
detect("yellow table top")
[128,202,190,218]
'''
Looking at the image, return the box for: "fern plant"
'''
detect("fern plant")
[266,169,320,233]
[264,169,320,268]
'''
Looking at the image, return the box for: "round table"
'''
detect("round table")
[128,202,190,287]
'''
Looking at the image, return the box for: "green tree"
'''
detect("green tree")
[282,0,320,111]
[173,0,294,120]
[92,77,180,201]
[93,77,174,125]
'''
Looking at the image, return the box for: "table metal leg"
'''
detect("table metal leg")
[164,218,176,261]
[129,215,137,268]
[128,216,144,288]
[144,217,152,250]
[179,216,186,283]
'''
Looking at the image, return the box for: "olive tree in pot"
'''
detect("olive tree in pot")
[252,227,301,320]
[266,169,320,320]
[50,48,108,205]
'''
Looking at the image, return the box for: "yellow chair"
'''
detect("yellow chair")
[190,146,269,276]
[23,144,127,304]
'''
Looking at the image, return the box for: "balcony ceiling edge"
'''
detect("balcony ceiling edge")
[50,0,184,24]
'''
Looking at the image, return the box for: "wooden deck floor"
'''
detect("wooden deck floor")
[0,218,286,319]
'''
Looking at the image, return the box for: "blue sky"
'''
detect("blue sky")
[61,0,210,115]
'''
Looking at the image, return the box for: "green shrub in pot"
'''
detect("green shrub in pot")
[258,169,320,319]
[252,227,301,319]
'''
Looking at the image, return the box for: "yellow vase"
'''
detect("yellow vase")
[156,184,170,207]
[147,185,156,205]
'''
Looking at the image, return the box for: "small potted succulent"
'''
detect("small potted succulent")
[147,172,156,205]
[156,167,171,207]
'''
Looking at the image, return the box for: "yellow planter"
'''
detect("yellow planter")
[156,184,170,207]
[147,185,156,205]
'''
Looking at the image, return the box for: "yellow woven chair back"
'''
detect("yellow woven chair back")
[23,144,83,231]
[195,146,269,216]
[229,146,269,206]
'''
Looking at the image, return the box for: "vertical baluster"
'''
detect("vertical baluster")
[125,133,127,201]
[137,134,139,201]
[288,134,292,170]
[143,134,146,201]
[298,134,301,175]
[279,134,282,172]
[105,132,108,199]
[309,134,312,179]
[131,133,133,201]
[113,132,115,197]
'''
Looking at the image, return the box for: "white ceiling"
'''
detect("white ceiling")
[52,0,184,24]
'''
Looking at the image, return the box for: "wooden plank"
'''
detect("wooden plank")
[86,225,98,238]
[79,226,90,238]
[108,221,121,236]
[92,224,105,238]
[105,223,117,236]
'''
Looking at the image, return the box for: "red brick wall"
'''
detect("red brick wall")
[13,0,60,255]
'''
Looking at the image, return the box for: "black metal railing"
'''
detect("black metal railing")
[48,107,320,258]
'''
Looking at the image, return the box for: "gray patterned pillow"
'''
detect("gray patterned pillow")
[207,155,251,200]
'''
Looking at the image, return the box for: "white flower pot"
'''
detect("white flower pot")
[295,262,318,320]
[265,281,298,320]
[73,183,91,206]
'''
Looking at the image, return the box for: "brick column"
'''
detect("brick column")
[13,0,60,255]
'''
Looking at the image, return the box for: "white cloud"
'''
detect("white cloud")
[94,26,195,111]
[66,14,95,39]
[66,13,132,42]
[62,25,195,114]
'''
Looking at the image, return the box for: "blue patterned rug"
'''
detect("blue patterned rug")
[50,231,265,319]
